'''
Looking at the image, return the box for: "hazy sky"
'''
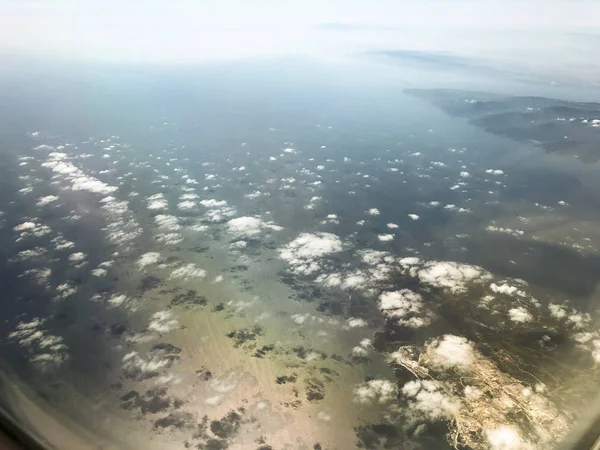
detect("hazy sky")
[1,1,599,85]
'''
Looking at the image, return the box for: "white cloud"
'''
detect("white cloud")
[379,289,422,315]
[321,213,339,225]
[245,190,268,199]
[99,196,142,247]
[315,272,342,288]
[361,249,395,265]
[401,379,460,421]
[341,271,369,290]
[486,225,524,237]
[13,221,52,241]
[229,240,247,250]
[408,214,420,220]
[157,232,184,245]
[573,332,593,343]
[592,340,600,363]
[490,283,526,297]
[148,310,179,333]
[359,337,372,348]
[378,290,428,328]
[480,294,495,308]
[568,312,590,329]
[316,411,331,421]
[71,176,118,194]
[51,235,75,250]
[387,223,399,229]
[54,282,78,300]
[178,200,197,210]
[366,208,380,216]
[107,293,128,306]
[41,154,76,174]
[8,318,69,370]
[155,214,181,231]
[91,268,107,277]
[460,171,470,178]
[122,350,171,378]
[464,385,483,401]
[227,216,283,238]
[200,199,228,208]
[485,426,525,450]
[378,233,394,242]
[96,292,140,311]
[137,252,161,269]
[169,263,207,280]
[508,307,532,323]
[19,267,52,286]
[42,152,117,195]
[352,337,372,358]
[33,144,55,152]
[485,169,505,176]
[548,303,567,319]
[278,232,343,275]
[189,223,209,232]
[352,345,369,358]
[68,252,86,262]
[417,261,491,294]
[347,317,368,328]
[291,313,311,325]
[14,247,47,261]
[147,193,168,210]
[353,379,397,404]
[426,335,475,371]
[36,195,59,207]
[398,256,422,267]
[200,199,237,222]
[180,192,199,201]
[208,370,243,397]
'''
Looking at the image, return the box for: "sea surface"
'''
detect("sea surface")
[1,58,600,449]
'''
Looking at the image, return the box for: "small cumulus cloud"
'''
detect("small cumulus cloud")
[278,232,343,276]
[426,335,475,371]
[169,263,207,280]
[137,252,162,269]
[226,216,283,238]
[8,318,69,370]
[508,306,532,323]
[36,195,59,207]
[353,379,398,404]
[147,193,169,210]
[148,310,179,334]
[401,379,460,422]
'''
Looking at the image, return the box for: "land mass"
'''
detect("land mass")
[406,88,600,162]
